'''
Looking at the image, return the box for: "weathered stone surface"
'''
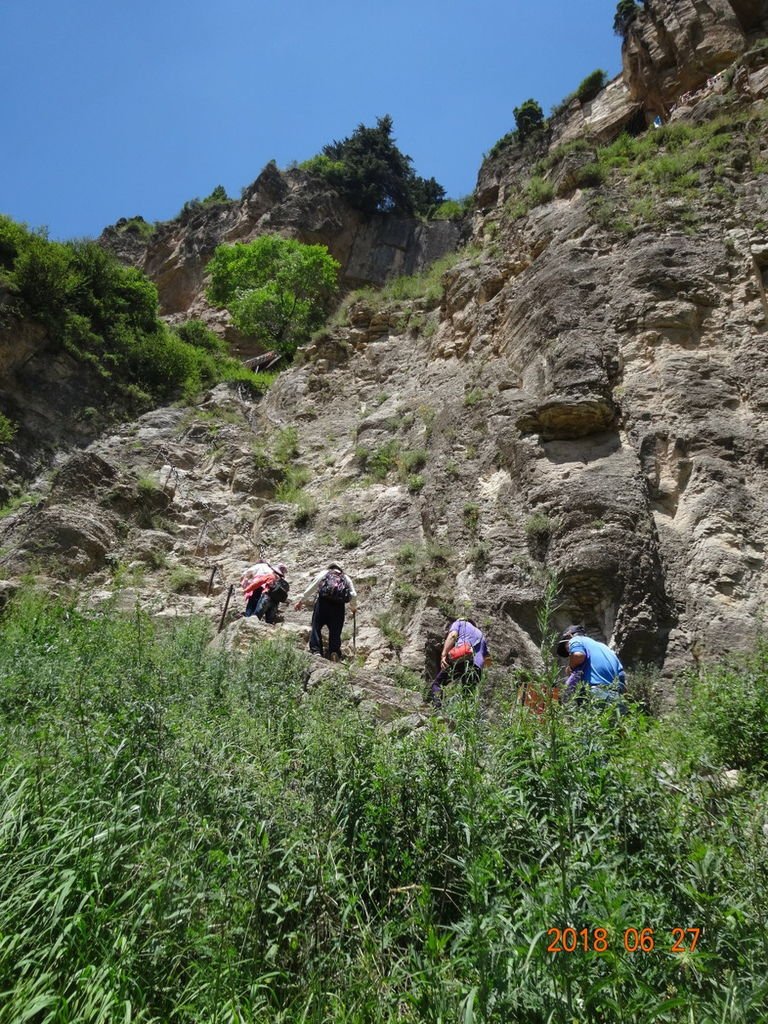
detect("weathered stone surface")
[99,164,462,322]
[4,0,768,706]
[552,77,643,148]
[622,0,750,114]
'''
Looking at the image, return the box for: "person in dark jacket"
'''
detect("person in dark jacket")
[295,563,357,661]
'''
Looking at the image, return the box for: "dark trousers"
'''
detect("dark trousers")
[245,589,278,623]
[430,661,481,706]
[309,598,345,657]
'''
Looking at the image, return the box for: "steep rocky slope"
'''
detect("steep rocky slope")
[2,0,768,705]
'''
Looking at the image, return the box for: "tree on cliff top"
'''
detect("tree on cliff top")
[301,115,445,217]
[513,99,545,142]
[613,0,644,37]
[206,236,340,357]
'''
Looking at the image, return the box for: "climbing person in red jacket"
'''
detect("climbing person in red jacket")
[241,560,288,623]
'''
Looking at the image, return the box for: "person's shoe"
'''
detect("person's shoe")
[330,652,340,663]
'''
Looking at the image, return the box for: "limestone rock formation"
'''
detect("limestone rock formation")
[99,163,463,325]
[2,0,768,716]
[622,0,768,115]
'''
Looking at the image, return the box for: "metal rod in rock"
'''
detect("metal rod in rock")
[218,584,234,633]
[206,565,218,597]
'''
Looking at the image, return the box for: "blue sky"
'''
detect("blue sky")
[1,0,621,241]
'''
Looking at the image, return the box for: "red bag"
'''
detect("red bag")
[448,641,474,664]
[242,572,275,599]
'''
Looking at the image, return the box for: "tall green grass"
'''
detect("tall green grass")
[1,594,768,1022]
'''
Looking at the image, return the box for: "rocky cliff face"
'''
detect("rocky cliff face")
[2,2,767,709]
[622,0,768,115]
[100,163,463,333]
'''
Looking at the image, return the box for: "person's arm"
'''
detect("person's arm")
[440,630,459,669]
[568,651,586,671]
[345,574,358,613]
[294,571,324,610]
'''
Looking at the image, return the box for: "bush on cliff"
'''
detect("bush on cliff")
[206,235,340,357]
[614,0,644,37]
[300,114,446,216]
[0,216,265,404]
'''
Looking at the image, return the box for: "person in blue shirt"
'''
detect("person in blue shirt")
[556,625,626,707]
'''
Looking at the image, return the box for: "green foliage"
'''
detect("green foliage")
[552,69,608,117]
[172,318,226,354]
[405,473,425,494]
[3,595,768,1021]
[201,184,231,205]
[0,493,34,519]
[513,98,545,142]
[305,114,446,216]
[525,511,553,538]
[0,413,16,444]
[614,0,643,37]
[684,643,768,771]
[429,197,471,221]
[206,235,340,357]
[0,216,260,406]
[117,216,156,239]
[375,609,406,651]
[338,526,362,550]
[168,565,198,593]
[464,387,485,407]
[463,502,480,533]
[505,175,555,220]
[576,68,608,103]
[273,425,300,465]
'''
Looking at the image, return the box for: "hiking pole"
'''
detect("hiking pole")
[352,610,357,656]
[218,584,234,633]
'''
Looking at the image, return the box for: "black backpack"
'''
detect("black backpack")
[318,569,351,604]
[269,576,290,604]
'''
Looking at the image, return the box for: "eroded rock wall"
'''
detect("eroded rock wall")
[99,163,463,323]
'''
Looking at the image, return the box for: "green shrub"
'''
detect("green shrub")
[118,216,156,239]
[305,114,446,216]
[406,474,425,494]
[576,68,608,103]
[614,0,643,36]
[338,527,362,550]
[0,217,261,407]
[429,197,472,221]
[463,502,480,533]
[0,413,16,444]
[206,235,340,357]
[513,98,545,142]
[169,565,198,593]
[525,512,553,538]
[684,644,768,771]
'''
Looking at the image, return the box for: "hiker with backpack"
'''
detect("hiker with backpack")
[240,560,290,623]
[429,618,491,708]
[556,625,626,708]
[295,562,357,661]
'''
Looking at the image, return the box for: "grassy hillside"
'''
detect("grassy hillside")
[1,595,767,1022]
